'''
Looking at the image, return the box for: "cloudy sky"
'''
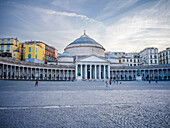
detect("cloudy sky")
[0,0,170,53]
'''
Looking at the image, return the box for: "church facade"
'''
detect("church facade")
[0,32,170,81]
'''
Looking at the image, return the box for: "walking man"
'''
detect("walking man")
[35,80,38,87]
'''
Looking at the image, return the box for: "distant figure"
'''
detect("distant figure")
[117,80,118,84]
[105,80,108,88]
[109,80,112,85]
[120,82,121,84]
[149,79,151,84]
[35,80,38,87]
[114,80,115,84]
[156,80,158,83]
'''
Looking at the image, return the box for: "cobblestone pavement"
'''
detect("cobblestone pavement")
[0,81,170,128]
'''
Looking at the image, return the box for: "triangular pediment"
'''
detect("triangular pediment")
[78,55,108,63]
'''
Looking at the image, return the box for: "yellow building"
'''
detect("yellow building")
[19,42,26,61]
[0,38,20,60]
[25,42,45,64]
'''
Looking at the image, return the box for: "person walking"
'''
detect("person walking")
[35,80,38,87]
[109,79,112,85]
[105,80,108,88]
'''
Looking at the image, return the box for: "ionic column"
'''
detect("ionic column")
[18,67,20,79]
[6,65,8,79]
[10,65,12,79]
[95,65,97,79]
[127,70,129,80]
[22,67,24,79]
[132,70,133,80]
[81,64,83,79]
[153,69,155,80]
[99,65,101,79]
[157,69,159,80]
[47,69,48,80]
[166,69,168,80]
[148,70,150,80]
[2,64,4,79]
[162,69,164,80]
[34,68,36,80]
[90,65,92,79]
[27,67,29,79]
[39,68,40,80]
[42,69,44,80]
[55,70,56,80]
[30,68,32,80]
[143,70,145,79]
[85,65,87,79]
[103,65,105,79]
[51,69,52,80]
[108,65,110,80]
[71,70,73,80]
[14,66,16,79]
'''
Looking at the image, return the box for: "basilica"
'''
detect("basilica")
[0,32,169,81]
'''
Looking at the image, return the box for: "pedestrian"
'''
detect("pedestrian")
[117,80,118,84]
[105,80,108,88]
[109,79,112,85]
[114,79,115,84]
[35,80,38,87]
[156,80,158,83]
[149,79,151,84]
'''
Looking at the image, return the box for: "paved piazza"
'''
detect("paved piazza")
[0,81,170,128]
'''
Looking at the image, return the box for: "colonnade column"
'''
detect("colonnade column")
[153,69,155,80]
[42,69,44,80]
[81,65,83,79]
[99,65,101,79]
[108,65,110,80]
[162,69,164,80]
[103,65,105,79]
[157,69,159,80]
[47,69,48,80]
[85,65,87,79]
[14,66,16,79]
[34,68,36,80]
[18,67,20,79]
[90,65,92,79]
[95,65,97,79]
[166,69,168,80]
[55,70,56,80]
[27,67,29,79]
[30,68,32,80]
[6,65,8,79]
[2,64,4,79]
[10,66,12,79]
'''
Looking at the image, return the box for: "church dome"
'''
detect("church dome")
[64,31,105,57]
[58,52,72,58]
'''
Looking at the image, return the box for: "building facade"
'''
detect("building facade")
[0,38,20,60]
[159,48,170,65]
[139,47,158,66]
[0,33,169,81]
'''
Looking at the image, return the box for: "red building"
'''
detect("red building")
[44,44,58,64]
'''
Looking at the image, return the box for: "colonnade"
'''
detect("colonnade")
[0,64,75,80]
[76,64,110,80]
[110,68,170,80]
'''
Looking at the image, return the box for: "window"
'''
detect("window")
[123,59,125,62]
[138,59,139,62]
[154,55,157,58]
[7,46,10,51]
[29,47,31,52]
[22,44,24,48]
[43,51,44,55]
[150,55,152,58]
[134,64,136,66]
[127,59,128,62]
[15,40,17,45]
[155,60,157,64]
[28,54,31,59]
[130,64,132,66]
[1,46,4,51]
[35,54,37,59]
[8,39,10,44]
[130,59,132,62]
[21,50,23,54]
[36,48,37,52]
[151,60,152,64]
[134,59,136,62]
[1,39,4,44]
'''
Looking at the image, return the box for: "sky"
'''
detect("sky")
[0,0,170,53]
